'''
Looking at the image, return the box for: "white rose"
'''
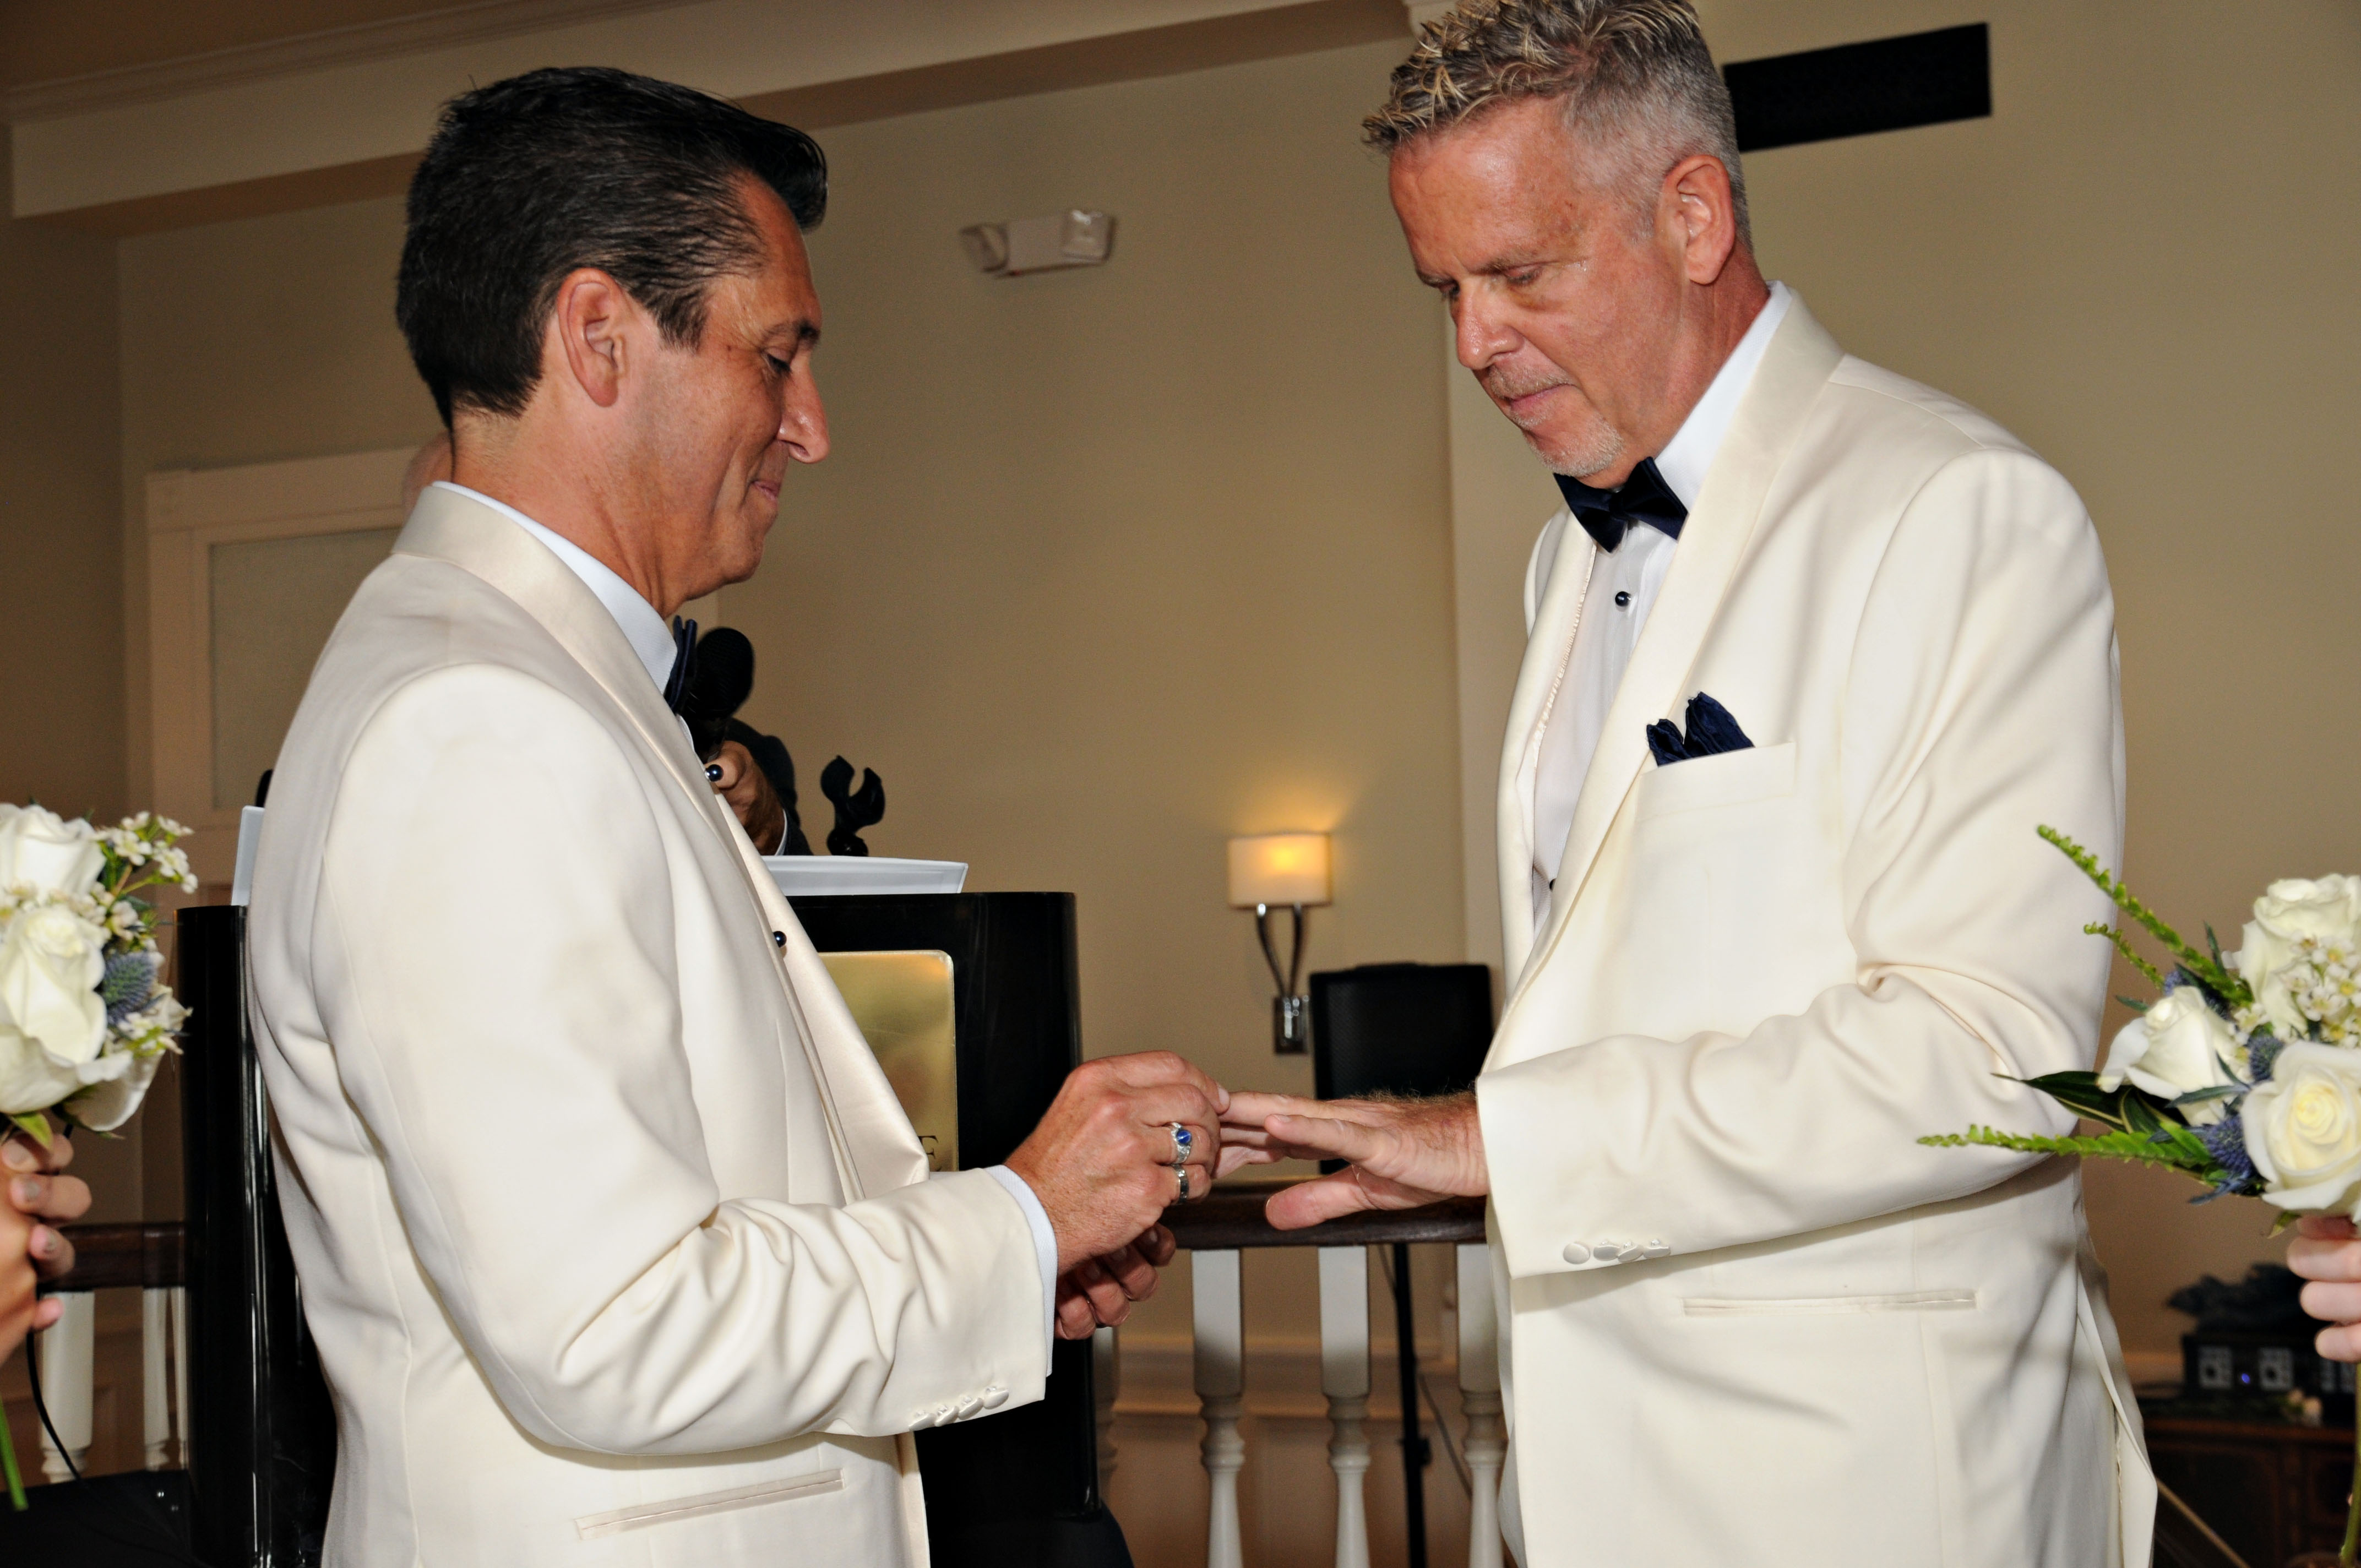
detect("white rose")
[0,1022,84,1117]
[2096,989,2245,1124]
[2237,876,2361,1038]
[0,905,108,1068]
[2240,1043,2361,1213]
[0,805,104,899]
[67,1049,161,1133]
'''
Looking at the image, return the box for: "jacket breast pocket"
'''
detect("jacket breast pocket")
[1633,741,1796,823]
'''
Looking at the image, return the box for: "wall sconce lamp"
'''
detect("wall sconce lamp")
[1227,832,1332,1054]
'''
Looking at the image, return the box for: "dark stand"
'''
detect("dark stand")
[177,903,337,1568]
[791,892,1130,1568]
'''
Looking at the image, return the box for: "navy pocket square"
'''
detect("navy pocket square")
[1647,693,1754,767]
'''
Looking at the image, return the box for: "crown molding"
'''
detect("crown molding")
[7,0,698,124]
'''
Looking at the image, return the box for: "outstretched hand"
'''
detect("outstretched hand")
[1220,1090,1488,1230]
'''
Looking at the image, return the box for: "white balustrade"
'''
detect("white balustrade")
[35,1290,94,1482]
[1457,1243,1506,1568]
[143,1284,172,1469]
[1094,1324,1120,1488]
[171,1283,191,1469]
[1192,1248,1245,1568]
[1318,1246,1373,1568]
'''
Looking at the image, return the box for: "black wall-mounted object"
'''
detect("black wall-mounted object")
[177,903,337,1568]
[790,892,1129,1568]
[1726,23,1992,154]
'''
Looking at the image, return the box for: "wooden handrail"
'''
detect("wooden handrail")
[44,1185,1489,1287]
[42,1221,186,1293]
[1164,1179,1484,1251]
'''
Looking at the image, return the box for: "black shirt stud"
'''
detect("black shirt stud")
[1614,590,1632,608]
[772,931,787,949]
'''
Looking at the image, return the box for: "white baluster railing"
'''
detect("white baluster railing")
[1318,1246,1373,1568]
[1167,1186,1503,1568]
[1193,1248,1246,1568]
[1457,1242,1505,1568]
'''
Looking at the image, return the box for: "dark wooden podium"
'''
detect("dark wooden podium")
[173,892,1126,1566]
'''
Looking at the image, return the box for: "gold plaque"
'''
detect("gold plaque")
[819,951,958,1172]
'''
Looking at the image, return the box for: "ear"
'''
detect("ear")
[1661,154,1741,286]
[548,268,634,410]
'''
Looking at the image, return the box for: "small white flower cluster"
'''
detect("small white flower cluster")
[0,803,194,1137]
[2238,935,2361,1046]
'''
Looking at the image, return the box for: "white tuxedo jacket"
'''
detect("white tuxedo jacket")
[1476,298,2153,1566]
[247,487,1047,1567]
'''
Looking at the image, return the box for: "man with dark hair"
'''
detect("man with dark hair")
[1223,3,2151,1563]
[250,67,1217,1565]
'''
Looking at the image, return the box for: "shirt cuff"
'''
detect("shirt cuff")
[984,1164,1059,1356]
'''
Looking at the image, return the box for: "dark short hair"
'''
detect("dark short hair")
[396,66,827,424]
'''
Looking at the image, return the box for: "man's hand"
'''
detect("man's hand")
[2289,1213,2361,1360]
[1054,1224,1176,1340]
[1005,1052,1226,1273]
[709,740,786,852]
[2,1133,93,1348]
[1221,1090,1488,1230]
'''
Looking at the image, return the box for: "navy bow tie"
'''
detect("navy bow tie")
[1555,458,1687,553]
[662,616,698,716]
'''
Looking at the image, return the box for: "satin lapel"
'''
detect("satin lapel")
[1509,301,1846,1009]
[394,489,929,1201]
[1494,513,1592,986]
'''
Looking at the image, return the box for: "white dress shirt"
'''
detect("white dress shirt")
[433,481,1062,1346]
[1529,282,1793,928]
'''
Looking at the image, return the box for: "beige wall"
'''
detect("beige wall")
[61,0,2361,1378]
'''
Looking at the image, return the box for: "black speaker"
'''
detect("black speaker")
[1310,962,1494,1103]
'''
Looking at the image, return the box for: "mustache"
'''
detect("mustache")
[1479,366,1574,410]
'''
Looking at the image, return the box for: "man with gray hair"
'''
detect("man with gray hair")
[1222,3,2152,1561]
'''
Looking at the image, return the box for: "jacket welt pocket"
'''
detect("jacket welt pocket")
[1634,740,1796,823]
[1682,1288,1977,1317]
[575,1468,846,1539]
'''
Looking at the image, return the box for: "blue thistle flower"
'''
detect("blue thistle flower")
[2192,1115,2260,1201]
[100,951,158,1023]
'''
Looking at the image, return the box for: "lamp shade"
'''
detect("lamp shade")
[1227,832,1332,908]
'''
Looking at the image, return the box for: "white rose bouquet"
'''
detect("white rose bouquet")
[1922,829,2361,1559]
[0,805,195,1147]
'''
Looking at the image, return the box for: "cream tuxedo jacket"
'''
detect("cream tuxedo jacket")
[247,487,1047,1567]
[1475,298,2154,1566]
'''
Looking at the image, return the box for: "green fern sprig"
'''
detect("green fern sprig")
[2039,826,2251,1007]
[1918,1124,2224,1184]
[2083,923,2169,990]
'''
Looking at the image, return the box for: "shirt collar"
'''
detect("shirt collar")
[429,481,677,692]
[1649,280,1793,510]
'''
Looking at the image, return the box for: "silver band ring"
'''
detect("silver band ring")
[1176,1165,1192,1201]
[1166,1122,1193,1168]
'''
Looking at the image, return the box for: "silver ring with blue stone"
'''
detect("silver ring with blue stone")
[1167,1121,1193,1168]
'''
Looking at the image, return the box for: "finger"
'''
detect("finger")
[2289,1235,2361,1283]
[31,1296,63,1332]
[1216,1142,1276,1178]
[1096,1243,1158,1302]
[1263,1113,1393,1166]
[2321,1322,2361,1363]
[1120,1086,1226,1137]
[2303,1280,2361,1326]
[2,1133,72,1174]
[2301,1213,2360,1241]
[1222,1091,1325,1126]
[1135,1224,1176,1268]
[1263,1169,1381,1230]
[31,1224,73,1282]
[10,1174,90,1223]
[1070,1257,1133,1324]
[1056,1284,1099,1341]
[1097,1052,1229,1112]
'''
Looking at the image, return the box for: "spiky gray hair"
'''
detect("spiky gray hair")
[1366,0,1748,244]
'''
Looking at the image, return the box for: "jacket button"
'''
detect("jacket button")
[773,931,786,948]
[981,1386,1009,1409]
[1562,1243,1591,1265]
[1634,1242,1671,1260]
[1591,1242,1627,1264]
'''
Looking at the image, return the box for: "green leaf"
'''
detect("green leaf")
[1919,1124,2226,1186]
[2011,1070,2132,1130]
[6,1111,53,1150]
